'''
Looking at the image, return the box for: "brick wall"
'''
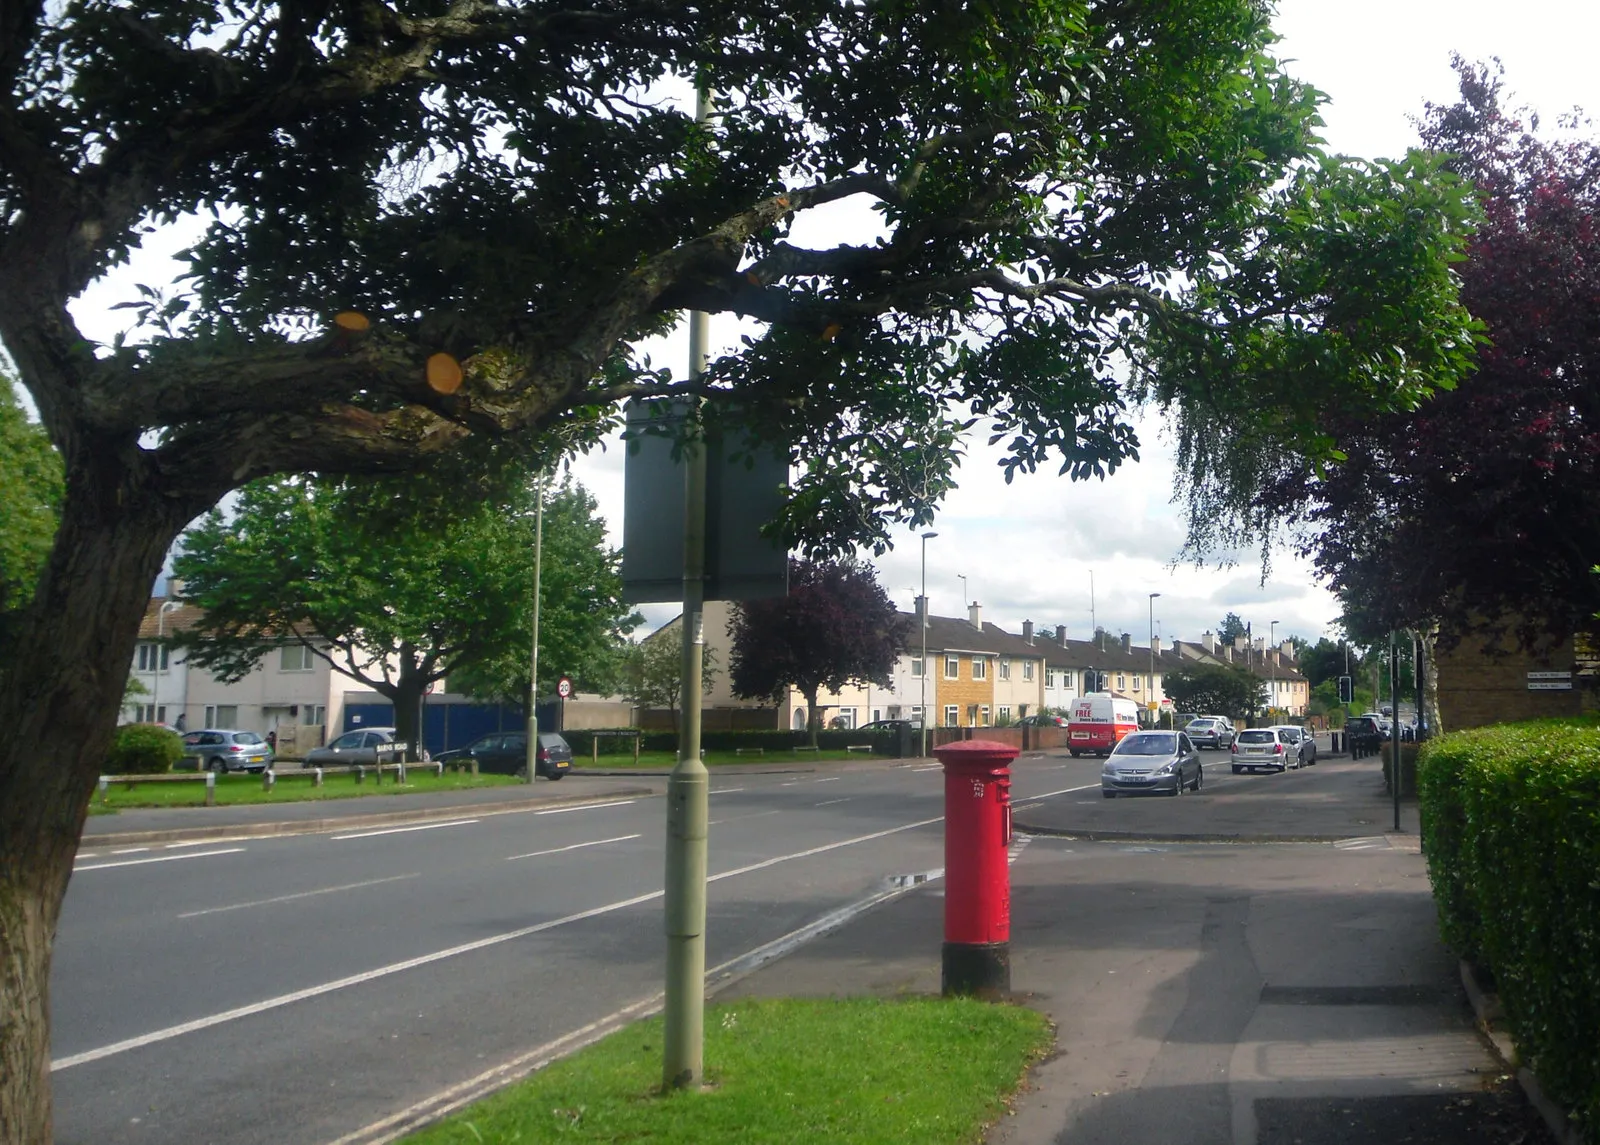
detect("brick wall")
[1435,630,1595,731]
[934,654,995,726]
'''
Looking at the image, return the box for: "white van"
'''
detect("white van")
[1068,694,1140,757]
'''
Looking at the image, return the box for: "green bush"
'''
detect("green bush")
[104,723,183,776]
[1380,741,1421,795]
[561,726,904,758]
[1417,721,1600,1143]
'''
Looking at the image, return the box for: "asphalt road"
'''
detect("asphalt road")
[48,748,1320,1144]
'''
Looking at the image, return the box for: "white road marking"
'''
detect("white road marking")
[1028,783,1099,799]
[710,787,745,795]
[814,798,851,807]
[814,776,840,783]
[779,781,798,787]
[178,874,421,919]
[332,819,478,841]
[535,799,637,815]
[111,847,150,855]
[709,809,782,826]
[910,764,942,773]
[506,833,641,861]
[55,814,944,1073]
[75,848,246,872]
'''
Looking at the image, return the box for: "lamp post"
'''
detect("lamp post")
[151,599,180,723]
[524,467,547,783]
[921,532,938,757]
[1269,619,1279,720]
[1148,593,1160,728]
[957,573,968,611]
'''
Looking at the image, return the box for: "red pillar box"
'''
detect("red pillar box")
[933,738,1017,998]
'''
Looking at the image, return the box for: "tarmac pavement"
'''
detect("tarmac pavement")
[720,748,1556,1145]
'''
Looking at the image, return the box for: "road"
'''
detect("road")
[49,750,1296,1144]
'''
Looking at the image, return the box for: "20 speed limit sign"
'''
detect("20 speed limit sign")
[556,676,573,699]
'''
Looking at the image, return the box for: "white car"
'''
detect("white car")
[1230,727,1294,773]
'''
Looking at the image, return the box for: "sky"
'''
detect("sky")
[56,1,1600,650]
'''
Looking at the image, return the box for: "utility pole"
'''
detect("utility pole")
[524,468,546,782]
[920,532,937,758]
[663,87,712,1090]
[1148,593,1160,728]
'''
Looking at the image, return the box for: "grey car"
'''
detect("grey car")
[1184,716,1235,750]
[1269,725,1317,767]
[302,727,407,767]
[180,729,274,773]
[1101,731,1203,798]
[1230,727,1292,773]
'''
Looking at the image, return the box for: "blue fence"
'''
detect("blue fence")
[343,699,562,756]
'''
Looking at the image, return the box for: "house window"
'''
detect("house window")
[280,644,315,672]
[1022,662,1034,682]
[834,708,856,729]
[136,643,170,672]
[133,704,167,724]
[1132,675,1141,692]
[972,657,987,681]
[205,705,238,728]
[872,708,883,722]
[943,704,959,726]
[1046,669,1057,689]
[944,655,960,678]
[999,658,1010,681]
[998,705,1011,723]
[910,705,923,724]
[1116,673,1126,690]
[301,705,326,726]
[910,655,924,677]
[979,705,991,726]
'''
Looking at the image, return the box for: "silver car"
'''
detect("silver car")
[1230,728,1293,773]
[180,729,274,773]
[302,727,407,767]
[1102,731,1203,798]
[1268,725,1317,768]
[1184,716,1235,750]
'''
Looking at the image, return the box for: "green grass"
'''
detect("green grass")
[588,749,874,768]
[403,997,1051,1144]
[96,767,523,809]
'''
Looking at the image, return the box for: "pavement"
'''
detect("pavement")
[719,750,1561,1145]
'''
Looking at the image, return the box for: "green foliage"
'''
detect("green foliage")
[621,632,720,722]
[103,723,183,776]
[0,378,62,617]
[1161,661,1264,721]
[1417,721,1600,1141]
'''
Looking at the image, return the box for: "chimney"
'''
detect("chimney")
[1058,625,1069,648]
[167,577,185,600]
[1120,632,1131,654]
[968,601,982,629]
[1152,635,1162,656]
[916,594,928,629]
[1022,620,1034,645]
[1234,635,1249,652]
[1202,630,1216,654]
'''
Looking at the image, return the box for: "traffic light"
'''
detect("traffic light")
[1338,675,1353,704]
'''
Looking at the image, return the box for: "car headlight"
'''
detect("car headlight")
[1153,762,1174,775]
[1101,760,1117,774]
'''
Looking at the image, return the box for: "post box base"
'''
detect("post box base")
[942,941,1010,999]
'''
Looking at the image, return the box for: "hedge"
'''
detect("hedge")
[559,727,907,758]
[104,722,183,775]
[1417,720,1600,1142]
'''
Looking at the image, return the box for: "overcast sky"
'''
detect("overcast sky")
[61,1,1600,648]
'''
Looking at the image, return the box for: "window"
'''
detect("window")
[979,705,991,726]
[910,705,923,724]
[1046,669,1057,689]
[943,704,959,727]
[910,655,924,677]
[1116,673,1126,690]
[972,657,986,681]
[135,643,170,672]
[133,704,167,724]
[871,708,883,722]
[944,654,960,678]
[1022,661,1034,682]
[280,644,315,672]
[998,705,1011,723]
[1132,675,1141,692]
[205,705,238,728]
[998,657,1011,681]
[301,705,326,726]
[835,708,856,729]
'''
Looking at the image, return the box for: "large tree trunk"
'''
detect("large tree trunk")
[0,457,196,1144]
[802,686,822,748]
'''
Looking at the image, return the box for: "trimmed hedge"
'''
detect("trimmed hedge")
[1417,721,1600,1143]
[104,722,183,775]
[560,727,906,758]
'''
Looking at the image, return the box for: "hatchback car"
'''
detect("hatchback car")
[1016,714,1068,727]
[1230,728,1294,773]
[1101,731,1203,797]
[1269,725,1317,767]
[180,729,274,773]
[1184,716,1235,750]
[303,727,407,767]
[435,731,570,779]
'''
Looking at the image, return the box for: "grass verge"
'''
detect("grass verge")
[587,749,874,768]
[96,768,523,809]
[404,997,1051,1144]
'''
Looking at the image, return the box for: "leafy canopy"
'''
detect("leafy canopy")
[0,378,61,618]
[1162,661,1263,722]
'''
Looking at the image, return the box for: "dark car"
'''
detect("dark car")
[435,731,570,779]
[179,729,274,773]
[858,718,920,732]
[303,727,407,767]
[1016,714,1068,727]
[1101,731,1203,798]
[1343,716,1384,756]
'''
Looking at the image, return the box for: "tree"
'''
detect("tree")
[728,559,908,745]
[174,473,636,760]
[622,632,719,730]
[1162,662,1264,723]
[0,3,1483,1135]
[0,377,60,622]
[1217,613,1249,645]
[1296,637,1353,689]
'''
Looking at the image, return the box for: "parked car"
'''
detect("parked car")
[1343,716,1384,755]
[435,731,570,779]
[302,727,407,767]
[1101,731,1203,798]
[1184,716,1236,750]
[179,729,274,773]
[1267,725,1316,768]
[858,718,920,733]
[1016,714,1068,727]
[1230,728,1293,773]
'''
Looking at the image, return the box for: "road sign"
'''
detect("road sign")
[556,675,573,699]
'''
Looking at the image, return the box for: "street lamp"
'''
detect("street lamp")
[921,532,938,757]
[151,599,180,723]
[1269,619,1280,719]
[1148,593,1160,728]
[957,573,968,611]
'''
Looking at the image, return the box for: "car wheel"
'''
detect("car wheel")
[1070,750,1081,758]
[209,756,229,774]
[1192,766,1203,792]
[547,770,565,781]
[1167,778,1182,796]
[1102,791,1116,799]
[1276,763,1287,773]
[1231,764,1242,774]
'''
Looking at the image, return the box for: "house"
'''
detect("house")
[876,600,1047,727]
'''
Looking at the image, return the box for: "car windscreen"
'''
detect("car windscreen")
[1114,734,1177,756]
[1236,730,1276,744]
[232,732,263,744]
[1184,720,1213,731]
[330,732,364,748]
[538,734,569,750]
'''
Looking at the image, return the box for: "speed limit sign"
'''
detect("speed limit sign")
[556,675,573,699]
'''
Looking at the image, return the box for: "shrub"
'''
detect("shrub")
[1380,741,1421,795]
[104,723,183,776]
[1417,721,1600,1142]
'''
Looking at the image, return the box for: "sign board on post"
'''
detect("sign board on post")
[620,400,789,603]
[1527,670,1573,691]
[556,676,573,699]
